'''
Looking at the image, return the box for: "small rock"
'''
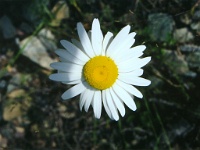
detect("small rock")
[0,80,6,90]
[22,0,49,27]
[191,22,200,32]
[180,44,200,52]
[21,29,57,70]
[180,14,192,25]
[37,28,57,51]
[173,28,194,43]
[0,134,8,148]
[186,51,200,68]
[15,126,25,138]
[7,89,26,99]
[148,13,175,42]
[7,74,21,93]
[119,13,136,25]
[0,55,7,68]
[3,102,22,121]
[51,1,69,27]
[57,103,67,112]
[0,15,16,39]
[163,50,189,75]
[191,10,200,32]
[193,10,200,20]
[184,71,197,78]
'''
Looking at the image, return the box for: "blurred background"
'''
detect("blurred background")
[0,0,200,149]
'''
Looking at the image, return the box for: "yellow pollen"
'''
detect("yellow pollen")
[83,56,118,90]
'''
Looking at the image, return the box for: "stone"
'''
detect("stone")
[173,28,194,43]
[21,28,57,70]
[0,134,7,148]
[191,10,200,32]
[7,89,26,99]
[3,102,22,121]
[148,13,175,42]
[180,14,191,25]
[186,51,200,69]
[191,22,200,32]
[0,80,6,90]
[37,28,57,52]
[3,88,32,121]
[51,1,69,27]
[15,126,25,138]
[193,10,200,20]
[184,71,197,78]
[180,44,200,52]
[22,0,49,27]
[7,74,21,93]
[119,12,136,25]
[0,15,16,39]
[163,50,189,75]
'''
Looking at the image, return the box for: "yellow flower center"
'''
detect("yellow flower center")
[83,56,118,90]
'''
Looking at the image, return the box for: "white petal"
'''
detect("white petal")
[106,25,130,56]
[80,89,87,111]
[59,56,69,62]
[50,62,83,72]
[87,31,92,41]
[116,52,143,64]
[92,90,102,119]
[71,39,84,52]
[119,69,144,77]
[112,83,137,111]
[116,80,143,98]
[77,22,95,58]
[102,90,113,120]
[110,32,136,59]
[84,89,95,112]
[49,72,82,82]
[110,88,125,117]
[91,19,103,56]
[102,32,113,55]
[61,82,86,100]
[55,49,85,65]
[115,45,146,63]
[118,76,151,86]
[105,89,119,121]
[62,79,82,85]
[118,57,151,73]
[60,40,89,62]
[132,45,146,53]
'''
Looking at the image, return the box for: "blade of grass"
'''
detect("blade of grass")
[153,103,172,150]
[144,97,160,150]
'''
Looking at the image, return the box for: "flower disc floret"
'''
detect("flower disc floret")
[83,56,118,90]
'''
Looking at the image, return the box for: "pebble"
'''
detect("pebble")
[0,15,16,39]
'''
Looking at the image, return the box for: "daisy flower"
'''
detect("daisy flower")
[49,18,151,121]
